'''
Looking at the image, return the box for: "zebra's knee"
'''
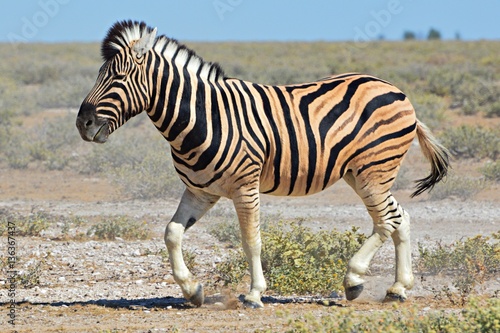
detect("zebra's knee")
[164,222,181,248]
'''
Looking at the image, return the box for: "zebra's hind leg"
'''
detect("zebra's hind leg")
[342,171,414,301]
[165,189,219,307]
[386,207,414,301]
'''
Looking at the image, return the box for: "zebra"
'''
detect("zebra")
[76,20,449,308]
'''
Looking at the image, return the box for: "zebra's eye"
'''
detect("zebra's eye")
[113,74,126,81]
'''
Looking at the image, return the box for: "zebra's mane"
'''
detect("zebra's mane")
[101,20,226,81]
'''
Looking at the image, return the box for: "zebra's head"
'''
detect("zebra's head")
[76,21,157,143]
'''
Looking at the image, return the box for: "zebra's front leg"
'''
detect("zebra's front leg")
[233,189,267,308]
[165,189,219,307]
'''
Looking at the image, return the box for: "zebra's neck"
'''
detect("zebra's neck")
[146,38,226,154]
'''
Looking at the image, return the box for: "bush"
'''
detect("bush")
[417,234,500,278]
[274,298,500,333]
[0,211,50,237]
[410,93,447,129]
[112,150,185,200]
[27,114,80,170]
[215,222,367,295]
[440,125,499,160]
[86,216,151,240]
[17,260,45,289]
[207,212,280,248]
[208,217,241,248]
[481,161,500,182]
[417,234,500,304]
[427,69,463,97]
[485,101,500,118]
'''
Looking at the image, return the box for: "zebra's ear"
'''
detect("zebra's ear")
[133,27,157,59]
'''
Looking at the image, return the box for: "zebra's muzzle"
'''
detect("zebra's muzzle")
[76,104,110,143]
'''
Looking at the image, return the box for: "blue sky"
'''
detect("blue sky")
[2,0,499,43]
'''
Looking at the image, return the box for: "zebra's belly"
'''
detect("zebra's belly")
[259,163,340,197]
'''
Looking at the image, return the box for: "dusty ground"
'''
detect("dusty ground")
[0,115,499,333]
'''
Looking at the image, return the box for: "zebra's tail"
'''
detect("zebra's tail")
[411,119,451,198]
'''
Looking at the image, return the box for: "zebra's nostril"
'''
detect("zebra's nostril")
[86,120,93,127]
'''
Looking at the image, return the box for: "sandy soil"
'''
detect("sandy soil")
[0,113,499,333]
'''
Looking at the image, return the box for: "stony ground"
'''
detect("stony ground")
[0,170,499,332]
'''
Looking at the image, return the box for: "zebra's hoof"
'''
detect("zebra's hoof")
[239,294,264,308]
[384,292,406,303]
[243,299,264,309]
[188,284,204,307]
[345,284,364,301]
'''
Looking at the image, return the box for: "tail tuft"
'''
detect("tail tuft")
[411,120,450,198]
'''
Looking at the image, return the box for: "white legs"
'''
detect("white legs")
[387,209,414,299]
[344,201,414,301]
[165,189,219,306]
[234,189,267,308]
[165,187,267,308]
[167,177,414,307]
[343,172,414,301]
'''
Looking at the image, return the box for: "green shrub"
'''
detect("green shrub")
[111,150,184,200]
[427,68,463,97]
[455,79,498,116]
[417,234,500,304]
[215,222,367,295]
[17,260,45,289]
[16,63,61,85]
[207,211,279,248]
[481,161,500,182]
[440,125,499,160]
[208,217,241,248]
[417,234,500,278]
[86,216,151,240]
[485,100,500,118]
[410,93,447,129]
[27,114,79,169]
[0,211,50,237]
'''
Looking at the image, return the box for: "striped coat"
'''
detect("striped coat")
[77,21,449,308]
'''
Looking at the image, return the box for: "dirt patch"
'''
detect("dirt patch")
[1,179,499,332]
